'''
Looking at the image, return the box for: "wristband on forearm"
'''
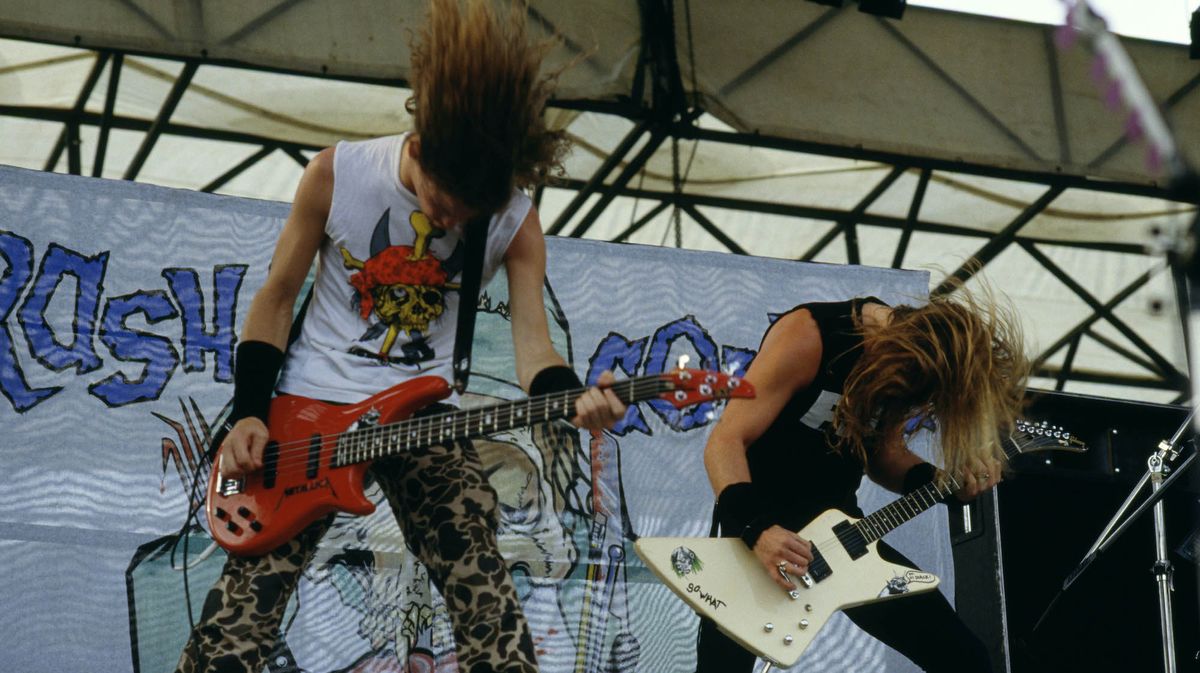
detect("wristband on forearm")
[229,340,285,425]
[715,482,773,549]
[529,364,583,396]
[903,462,953,503]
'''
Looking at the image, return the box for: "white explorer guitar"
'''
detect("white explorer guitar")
[635,421,1085,668]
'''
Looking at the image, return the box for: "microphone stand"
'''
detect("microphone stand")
[1035,409,1196,673]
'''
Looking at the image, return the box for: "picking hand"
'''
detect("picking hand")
[753,525,814,592]
[218,417,270,478]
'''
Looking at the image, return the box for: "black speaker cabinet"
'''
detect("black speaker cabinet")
[950,389,1200,673]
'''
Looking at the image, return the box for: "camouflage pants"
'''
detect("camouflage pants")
[174,436,538,673]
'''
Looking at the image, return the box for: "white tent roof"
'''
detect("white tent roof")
[1,0,1197,402]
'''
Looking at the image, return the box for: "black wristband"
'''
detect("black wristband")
[529,365,583,396]
[715,482,772,548]
[739,516,773,550]
[229,340,285,425]
[903,462,953,503]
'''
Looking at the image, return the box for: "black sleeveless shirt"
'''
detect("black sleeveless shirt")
[745,297,882,528]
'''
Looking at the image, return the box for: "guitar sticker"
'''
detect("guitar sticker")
[671,546,703,578]
[878,570,938,597]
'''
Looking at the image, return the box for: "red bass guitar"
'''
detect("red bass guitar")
[206,368,753,556]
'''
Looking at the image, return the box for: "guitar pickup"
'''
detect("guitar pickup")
[218,478,243,497]
[809,545,833,582]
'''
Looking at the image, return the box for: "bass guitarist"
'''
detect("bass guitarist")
[699,292,1029,672]
[174,2,625,672]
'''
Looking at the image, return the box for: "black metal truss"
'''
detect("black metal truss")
[5,41,1196,400]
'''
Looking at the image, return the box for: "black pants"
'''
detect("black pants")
[694,540,992,673]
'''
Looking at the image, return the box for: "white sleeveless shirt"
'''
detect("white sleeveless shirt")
[276,134,529,404]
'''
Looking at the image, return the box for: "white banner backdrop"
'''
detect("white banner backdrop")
[0,165,942,673]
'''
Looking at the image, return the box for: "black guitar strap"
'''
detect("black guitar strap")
[452,214,491,394]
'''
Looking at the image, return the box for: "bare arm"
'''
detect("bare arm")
[704,309,822,590]
[865,422,925,493]
[703,309,822,495]
[504,207,567,390]
[503,207,625,430]
[239,148,333,348]
[220,147,333,477]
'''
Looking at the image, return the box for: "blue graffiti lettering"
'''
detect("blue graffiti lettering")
[644,316,718,432]
[586,332,649,435]
[163,266,244,382]
[720,346,754,379]
[0,231,60,411]
[90,291,180,406]
[585,316,758,437]
[0,233,244,413]
[18,242,108,374]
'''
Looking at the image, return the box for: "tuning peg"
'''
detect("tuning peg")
[676,354,691,370]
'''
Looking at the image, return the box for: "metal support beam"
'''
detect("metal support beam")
[892,168,930,268]
[1044,27,1072,166]
[877,18,1042,162]
[1019,239,1183,384]
[1055,334,1082,391]
[124,61,199,181]
[799,224,842,263]
[1171,264,1192,384]
[1031,265,1169,381]
[220,0,309,45]
[1034,366,1179,390]
[934,184,1064,296]
[802,166,905,262]
[547,176,1151,255]
[282,147,309,167]
[66,121,81,175]
[44,52,110,172]
[678,125,1188,203]
[681,203,748,255]
[4,105,321,154]
[1085,327,1167,378]
[201,146,276,193]
[718,9,838,98]
[547,120,652,235]
[566,128,670,238]
[93,53,123,177]
[113,0,175,40]
[612,201,670,243]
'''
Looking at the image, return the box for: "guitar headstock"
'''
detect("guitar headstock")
[1010,418,1089,455]
[660,368,755,409]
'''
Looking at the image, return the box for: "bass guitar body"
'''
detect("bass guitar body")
[205,376,451,556]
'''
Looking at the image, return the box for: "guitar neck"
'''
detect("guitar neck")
[852,437,1023,544]
[332,374,671,466]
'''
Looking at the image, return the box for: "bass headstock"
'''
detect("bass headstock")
[659,367,755,409]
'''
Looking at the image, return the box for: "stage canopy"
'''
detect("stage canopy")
[1,0,1198,402]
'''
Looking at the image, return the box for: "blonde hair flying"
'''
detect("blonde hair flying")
[834,288,1030,478]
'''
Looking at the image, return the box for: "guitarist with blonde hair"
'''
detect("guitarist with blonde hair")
[174,2,626,672]
[699,291,1028,672]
